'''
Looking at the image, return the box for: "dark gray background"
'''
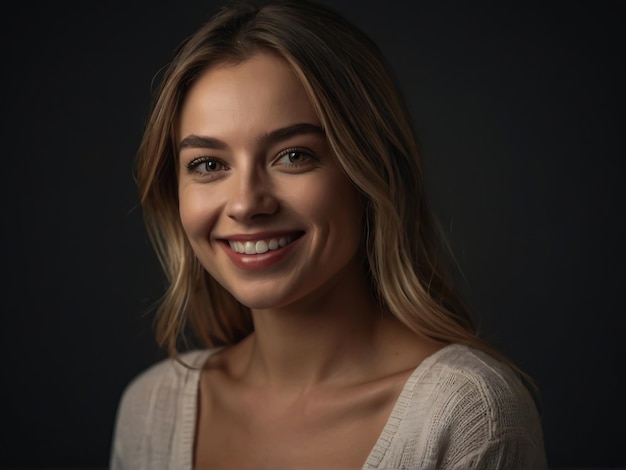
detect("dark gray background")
[1,1,623,468]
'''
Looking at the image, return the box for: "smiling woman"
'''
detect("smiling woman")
[110,0,548,469]
[177,53,364,311]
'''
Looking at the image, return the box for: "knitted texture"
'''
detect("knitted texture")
[110,344,547,469]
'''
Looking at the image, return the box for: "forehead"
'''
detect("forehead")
[178,52,319,139]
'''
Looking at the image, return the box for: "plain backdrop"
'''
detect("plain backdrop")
[1,1,623,468]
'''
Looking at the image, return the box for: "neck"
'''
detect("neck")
[240,262,388,388]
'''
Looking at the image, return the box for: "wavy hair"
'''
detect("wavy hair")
[135,0,537,399]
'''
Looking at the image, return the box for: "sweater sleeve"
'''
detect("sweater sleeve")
[109,358,179,470]
[449,434,547,470]
[363,344,547,470]
[437,355,548,470]
[109,350,210,470]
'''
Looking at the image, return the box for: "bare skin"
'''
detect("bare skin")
[193,265,444,469]
[195,329,444,468]
[178,53,446,469]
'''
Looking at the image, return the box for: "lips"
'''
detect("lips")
[228,234,296,254]
[219,231,304,270]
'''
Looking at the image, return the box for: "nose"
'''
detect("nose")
[225,166,279,222]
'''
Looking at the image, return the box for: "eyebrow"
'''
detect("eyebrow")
[178,122,325,152]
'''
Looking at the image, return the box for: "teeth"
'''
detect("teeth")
[228,235,294,254]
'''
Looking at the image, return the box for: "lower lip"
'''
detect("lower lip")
[220,236,302,271]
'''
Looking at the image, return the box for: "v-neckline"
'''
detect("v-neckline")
[176,343,459,469]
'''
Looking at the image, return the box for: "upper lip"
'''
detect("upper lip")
[218,230,304,242]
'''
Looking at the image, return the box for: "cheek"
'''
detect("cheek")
[178,186,219,241]
[297,173,363,238]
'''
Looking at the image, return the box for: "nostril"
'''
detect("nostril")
[226,192,280,221]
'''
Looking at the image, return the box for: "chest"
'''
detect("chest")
[193,379,405,469]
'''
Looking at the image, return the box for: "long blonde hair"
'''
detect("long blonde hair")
[135,0,537,400]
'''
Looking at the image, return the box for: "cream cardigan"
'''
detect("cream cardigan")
[110,343,547,469]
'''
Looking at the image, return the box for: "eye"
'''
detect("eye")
[275,148,317,169]
[186,156,229,175]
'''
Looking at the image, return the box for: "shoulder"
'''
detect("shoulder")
[427,344,544,425]
[119,349,210,404]
[419,343,536,406]
[115,350,211,424]
[396,344,547,469]
[110,349,216,470]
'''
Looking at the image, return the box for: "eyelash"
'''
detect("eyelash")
[274,147,317,168]
[185,156,228,175]
[184,147,317,177]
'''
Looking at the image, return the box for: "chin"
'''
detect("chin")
[235,298,290,312]
[229,288,293,311]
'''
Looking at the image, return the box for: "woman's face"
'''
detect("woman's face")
[177,52,364,310]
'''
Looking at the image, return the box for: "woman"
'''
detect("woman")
[111,0,547,468]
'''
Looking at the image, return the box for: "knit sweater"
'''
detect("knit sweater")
[110,343,547,469]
